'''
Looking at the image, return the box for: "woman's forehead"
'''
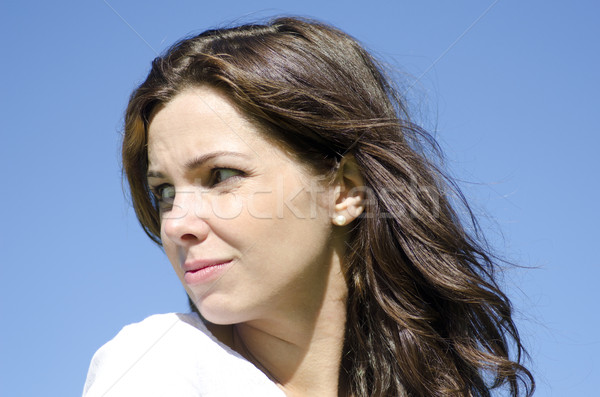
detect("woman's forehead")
[148,89,260,149]
[146,88,307,174]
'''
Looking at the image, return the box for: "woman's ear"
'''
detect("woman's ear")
[332,156,365,226]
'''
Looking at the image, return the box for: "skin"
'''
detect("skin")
[147,86,364,396]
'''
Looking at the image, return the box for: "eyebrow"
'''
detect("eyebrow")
[147,151,251,179]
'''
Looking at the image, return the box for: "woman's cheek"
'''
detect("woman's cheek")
[210,193,245,221]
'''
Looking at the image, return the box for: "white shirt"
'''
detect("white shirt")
[83,313,286,397]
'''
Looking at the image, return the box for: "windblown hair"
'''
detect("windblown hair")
[122,17,534,396]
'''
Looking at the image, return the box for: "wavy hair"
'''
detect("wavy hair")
[122,17,534,396]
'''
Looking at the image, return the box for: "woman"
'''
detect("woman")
[84,17,534,396]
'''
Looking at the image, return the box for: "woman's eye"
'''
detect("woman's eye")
[153,184,175,203]
[212,168,243,185]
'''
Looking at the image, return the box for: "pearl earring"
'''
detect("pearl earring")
[333,214,347,226]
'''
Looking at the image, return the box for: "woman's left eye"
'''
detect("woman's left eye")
[212,168,244,185]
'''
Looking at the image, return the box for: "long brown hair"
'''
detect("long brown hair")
[122,17,534,396]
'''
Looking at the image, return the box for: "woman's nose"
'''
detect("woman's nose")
[161,190,210,246]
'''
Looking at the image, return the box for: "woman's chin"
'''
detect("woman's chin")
[195,299,248,326]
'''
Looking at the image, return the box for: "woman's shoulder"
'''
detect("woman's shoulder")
[82,312,284,397]
[103,312,209,345]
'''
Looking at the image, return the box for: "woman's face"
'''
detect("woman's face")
[147,86,342,325]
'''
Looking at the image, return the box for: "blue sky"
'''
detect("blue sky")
[1,1,598,396]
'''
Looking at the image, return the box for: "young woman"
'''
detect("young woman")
[84,17,534,397]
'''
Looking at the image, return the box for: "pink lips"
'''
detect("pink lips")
[182,259,233,285]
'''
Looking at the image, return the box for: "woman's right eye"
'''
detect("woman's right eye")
[152,184,175,203]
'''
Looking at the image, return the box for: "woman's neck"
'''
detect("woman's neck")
[232,289,348,397]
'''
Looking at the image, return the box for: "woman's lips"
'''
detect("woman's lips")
[182,259,233,285]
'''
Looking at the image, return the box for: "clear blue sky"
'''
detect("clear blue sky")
[1,1,598,396]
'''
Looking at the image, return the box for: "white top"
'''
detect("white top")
[82,313,286,397]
